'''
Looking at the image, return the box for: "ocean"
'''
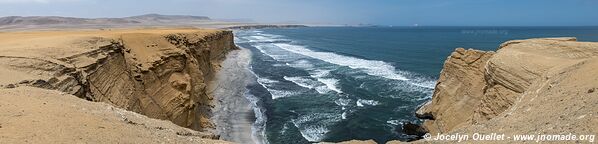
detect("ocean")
[233,26,598,144]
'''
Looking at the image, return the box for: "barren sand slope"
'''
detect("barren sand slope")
[0,86,230,144]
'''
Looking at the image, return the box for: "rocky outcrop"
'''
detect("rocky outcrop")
[416,37,598,138]
[0,29,237,136]
[450,54,598,141]
[83,31,236,131]
[472,37,590,122]
[417,48,494,134]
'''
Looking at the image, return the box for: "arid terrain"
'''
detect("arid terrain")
[0,28,242,143]
[0,14,251,30]
[0,14,596,144]
[403,38,598,143]
[0,14,307,144]
[0,86,230,144]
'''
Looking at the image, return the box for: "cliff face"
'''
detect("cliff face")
[417,48,494,134]
[0,29,236,135]
[86,31,236,131]
[417,37,598,136]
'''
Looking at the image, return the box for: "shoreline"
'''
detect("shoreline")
[209,47,258,143]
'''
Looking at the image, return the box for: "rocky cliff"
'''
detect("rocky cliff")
[0,29,237,136]
[416,48,495,134]
[415,37,598,140]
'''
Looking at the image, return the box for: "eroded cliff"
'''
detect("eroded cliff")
[0,29,237,136]
[416,48,495,134]
[415,37,598,140]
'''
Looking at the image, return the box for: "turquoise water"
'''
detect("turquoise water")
[234,26,598,144]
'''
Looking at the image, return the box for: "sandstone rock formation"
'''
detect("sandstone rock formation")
[416,37,598,141]
[0,29,237,135]
[416,48,495,134]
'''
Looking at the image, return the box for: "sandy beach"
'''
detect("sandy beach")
[209,47,258,143]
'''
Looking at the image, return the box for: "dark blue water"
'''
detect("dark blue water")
[234,26,598,144]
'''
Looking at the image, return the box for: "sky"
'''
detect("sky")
[0,0,597,26]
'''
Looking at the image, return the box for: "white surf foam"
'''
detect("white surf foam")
[253,45,286,61]
[284,69,341,94]
[272,63,286,67]
[273,43,410,81]
[294,124,328,142]
[253,45,273,58]
[257,77,279,86]
[258,33,284,38]
[411,78,436,89]
[254,44,301,62]
[246,93,269,144]
[359,82,366,89]
[284,75,342,94]
[256,43,345,95]
[249,35,270,41]
[280,123,290,134]
[268,89,297,99]
[285,59,315,69]
[283,76,317,89]
[387,80,435,100]
[386,119,402,126]
[334,98,351,107]
[291,113,341,142]
[317,78,342,94]
[250,71,296,100]
[271,42,436,93]
[356,99,380,107]
[341,112,348,120]
[246,35,290,43]
[245,70,269,144]
[310,69,331,78]
[314,86,331,94]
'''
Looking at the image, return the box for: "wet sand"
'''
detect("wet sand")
[209,47,258,143]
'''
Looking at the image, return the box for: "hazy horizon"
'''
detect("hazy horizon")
[1,0,597,26]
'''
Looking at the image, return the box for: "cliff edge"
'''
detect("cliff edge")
[0,28,237,140]
[0,86,231,144]
[415,37,598,142]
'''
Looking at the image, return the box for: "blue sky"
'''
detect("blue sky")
[0,0,597,26]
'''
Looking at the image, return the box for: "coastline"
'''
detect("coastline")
[0,28,237,143]
[209,47,258,143]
